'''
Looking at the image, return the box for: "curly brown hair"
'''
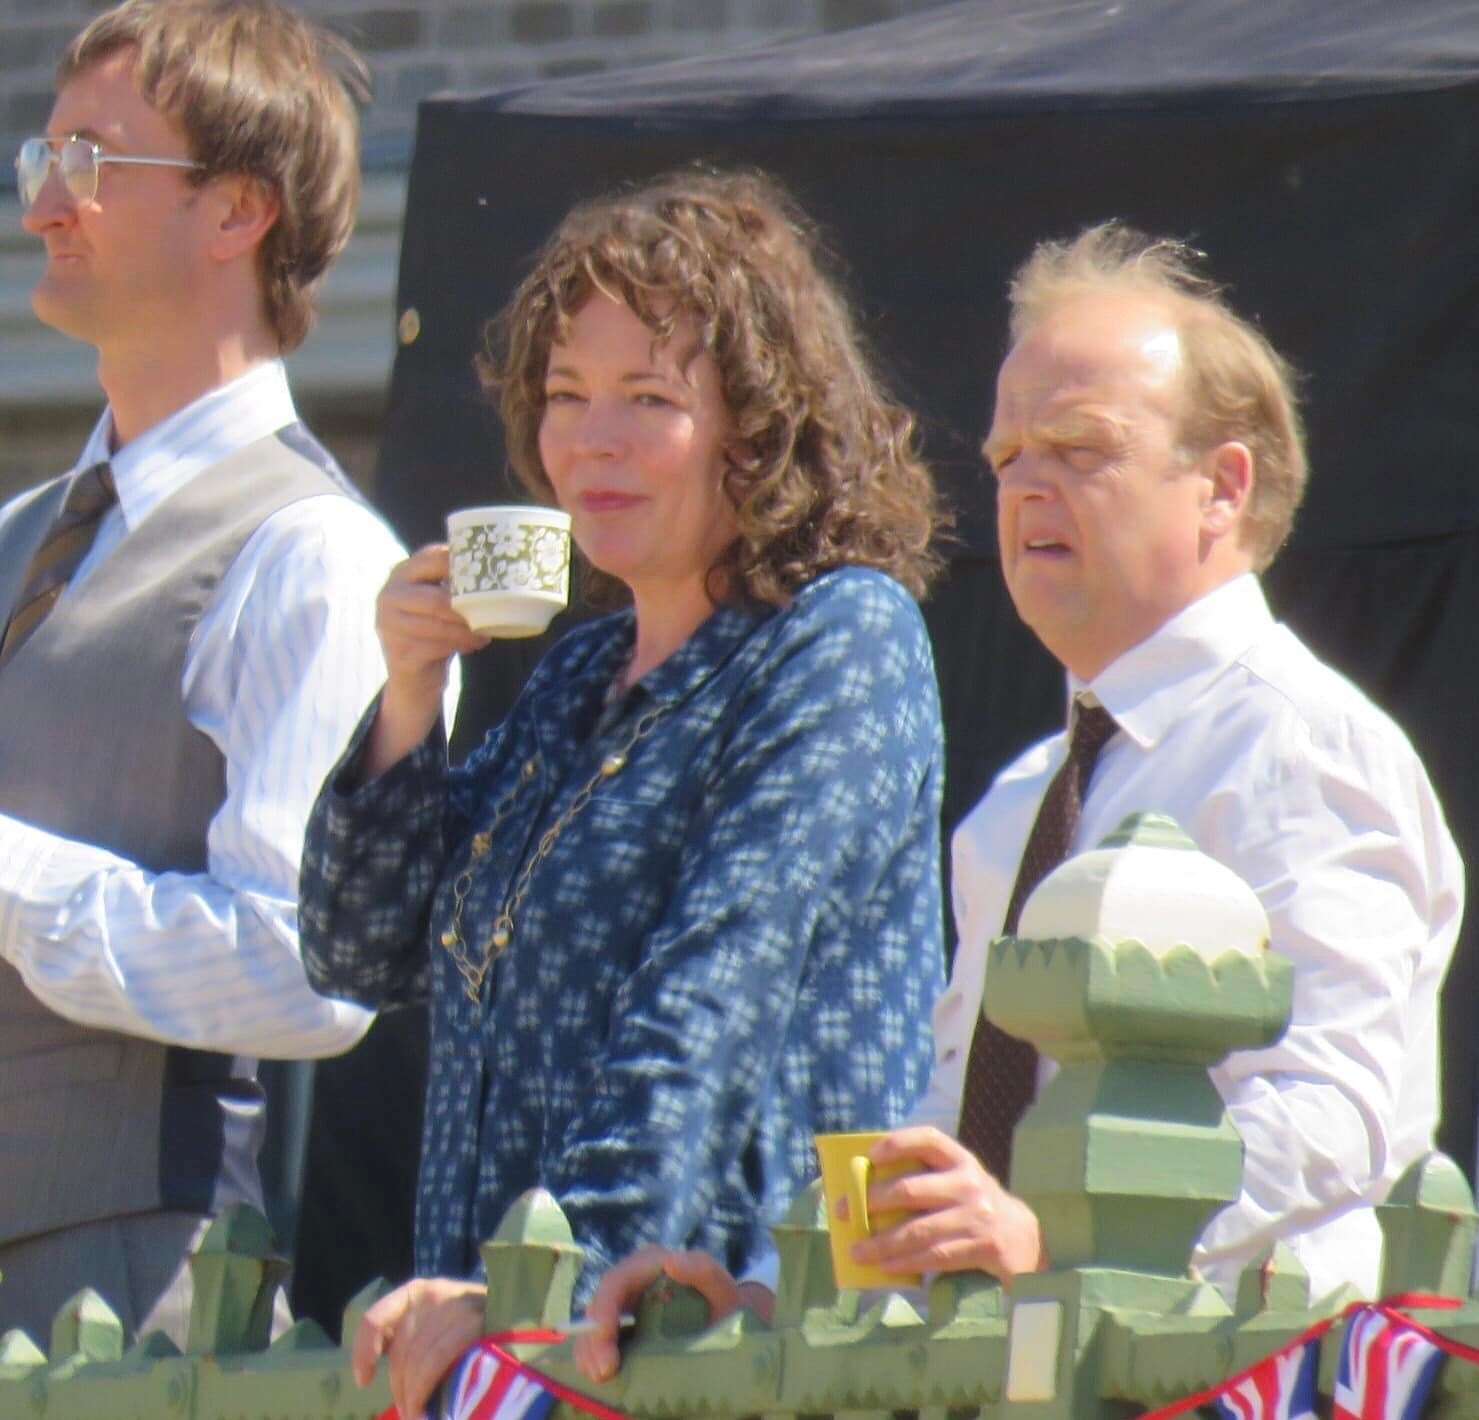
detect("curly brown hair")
[480,168,943,606]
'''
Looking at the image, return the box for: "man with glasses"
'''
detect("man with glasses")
[16,134,203,209]
[0,0,414,1346]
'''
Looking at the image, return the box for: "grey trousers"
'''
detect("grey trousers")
[0,1211,291,1351]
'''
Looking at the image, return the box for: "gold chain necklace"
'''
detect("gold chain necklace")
[439,702,670,1003]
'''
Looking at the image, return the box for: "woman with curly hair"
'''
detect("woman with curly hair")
[298,167,947,1417]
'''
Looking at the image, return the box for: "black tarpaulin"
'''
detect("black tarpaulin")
[484,0,1479,115]
[294,0,1479,1327]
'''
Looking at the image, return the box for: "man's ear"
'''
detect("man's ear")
[206,174,280,264]
[1201,440,1254,541]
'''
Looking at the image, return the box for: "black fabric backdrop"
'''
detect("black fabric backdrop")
[292,0,1479,1328]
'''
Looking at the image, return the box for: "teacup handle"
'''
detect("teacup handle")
[847,1155,872,1236]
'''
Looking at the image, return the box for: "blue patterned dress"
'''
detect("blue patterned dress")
[300,566,945,1297]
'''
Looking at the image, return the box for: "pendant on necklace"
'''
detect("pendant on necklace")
[600,753,626,777]
[441,927,458,948]
[492,925,511,949]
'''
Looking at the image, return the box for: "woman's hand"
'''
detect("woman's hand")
[365,545,488,778]
[351,1276,487,1420]
[574,1246,775,1384]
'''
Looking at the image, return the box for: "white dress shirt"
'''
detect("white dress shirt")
[920,573,1463,1300]
[0,361,422,1058]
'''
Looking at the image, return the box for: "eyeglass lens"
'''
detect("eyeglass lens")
[16,138,96,207]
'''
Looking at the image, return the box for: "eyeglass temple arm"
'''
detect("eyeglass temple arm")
[94,155,204,171]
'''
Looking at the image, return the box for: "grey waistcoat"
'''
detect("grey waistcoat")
[0,429,348,1244]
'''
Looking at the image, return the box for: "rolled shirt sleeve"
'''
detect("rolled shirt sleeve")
[1193,699,1463,1292]
[0,496,408,1058]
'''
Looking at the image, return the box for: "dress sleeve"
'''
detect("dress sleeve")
[298,701,457,1009]
[540,573,946,1283]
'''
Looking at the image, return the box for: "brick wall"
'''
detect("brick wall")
[2,0,950,165]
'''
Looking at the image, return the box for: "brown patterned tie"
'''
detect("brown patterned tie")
[956,698,1119,1182]
[0,462,116,670]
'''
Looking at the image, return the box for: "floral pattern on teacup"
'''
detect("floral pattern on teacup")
[450,521,570,597]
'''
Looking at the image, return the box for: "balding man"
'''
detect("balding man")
[865,222,1462,1299]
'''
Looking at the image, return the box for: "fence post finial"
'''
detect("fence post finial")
[480,1188,584,1335]
[185,1205,288,1355]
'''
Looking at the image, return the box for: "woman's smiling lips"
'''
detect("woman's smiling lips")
[579,490,646,513]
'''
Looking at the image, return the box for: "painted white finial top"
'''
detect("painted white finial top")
[1016,812,1269,961]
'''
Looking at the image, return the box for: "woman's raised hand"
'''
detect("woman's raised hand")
[365,545,489,777]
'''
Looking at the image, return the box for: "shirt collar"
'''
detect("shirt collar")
[634,600,768,707]
[74,361,296,533]
[1069,574,1273,749]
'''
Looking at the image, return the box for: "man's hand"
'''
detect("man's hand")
[351,1276,487,1420]
[365,545,489,778]
[847,1126,1048,1284]
[574,1247,775,1384]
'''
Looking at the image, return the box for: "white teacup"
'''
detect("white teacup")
[446,504,572,638]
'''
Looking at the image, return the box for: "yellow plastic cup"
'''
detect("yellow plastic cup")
[814,1131,924,1290]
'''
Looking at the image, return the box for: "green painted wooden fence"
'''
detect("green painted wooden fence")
[5,815,1477,1419]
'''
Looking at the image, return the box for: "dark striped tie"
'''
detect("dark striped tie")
[955,698,1119,1182]
[0,462,117,670]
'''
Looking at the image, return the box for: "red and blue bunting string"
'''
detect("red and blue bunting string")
[377,1297,1479,1420]
[1137,1294,1479,1420]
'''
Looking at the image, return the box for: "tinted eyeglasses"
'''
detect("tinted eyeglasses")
[15,135,203,208]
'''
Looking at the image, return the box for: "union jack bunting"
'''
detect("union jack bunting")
[1333,1306,1446,1420]
[377,1331,629,1420]
[1134,1293,1474,1420]
[430,1344,561,1420]
[1212,1337,1319,1420]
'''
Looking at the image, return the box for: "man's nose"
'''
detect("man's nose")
[20,167,73,233]
[997,452,1053,501]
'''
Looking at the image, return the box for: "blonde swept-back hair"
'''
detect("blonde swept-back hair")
[60,0,369,352]
[1008,222,1307,570]
[481,168,943,606]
